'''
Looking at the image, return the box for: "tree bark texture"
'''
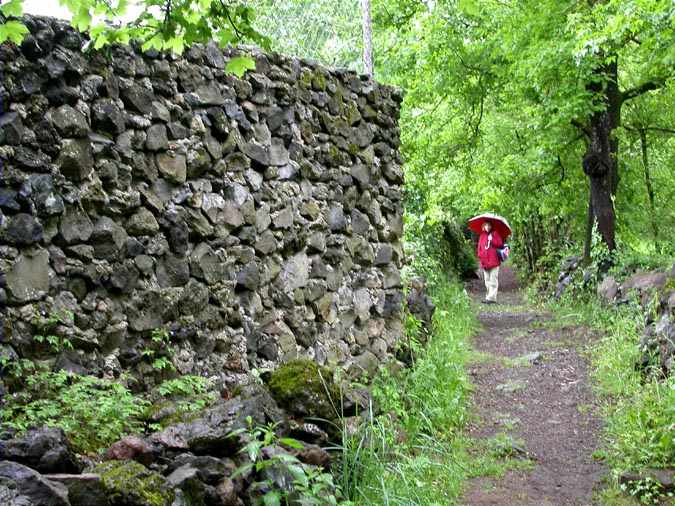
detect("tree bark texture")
[582,59,620,251]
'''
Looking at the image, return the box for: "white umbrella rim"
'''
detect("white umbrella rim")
[468,213,512,234]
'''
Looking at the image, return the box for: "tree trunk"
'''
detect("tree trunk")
[583,188,593,263]
[639,129,659,250]
[360,0,374,76]
[582,59,620,251]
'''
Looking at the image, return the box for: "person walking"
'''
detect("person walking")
[477,221,503,304]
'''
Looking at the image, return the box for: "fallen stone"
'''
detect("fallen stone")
[104,436,155,467]
[44,474,109,506]
[0,461,69,506]
[0,428,82,474]
[92,460,173,506]
[149,384,285,456]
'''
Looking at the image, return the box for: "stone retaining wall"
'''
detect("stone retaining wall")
[0,15,404,389]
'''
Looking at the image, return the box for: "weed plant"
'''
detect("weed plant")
[547,293,674,504]
[338,279,477,505]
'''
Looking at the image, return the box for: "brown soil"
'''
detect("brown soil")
[462,266,607,505]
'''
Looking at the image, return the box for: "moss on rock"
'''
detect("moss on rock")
[266,359,340,422]
[93,460,174,506]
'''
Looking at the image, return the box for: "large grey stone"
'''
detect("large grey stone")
[145,124,168,151]
[0,461,69,506]
[353,288,373,321]
[149,385,285,455]
[51,105,88,137]
[156,152,187,183]
[351,209,370,236]
[127,291,165,331]
[597,276,619,302]
[192,83,226,106]
[350,163,370,187]
[6,249,50,303]
[0,428,81,474]
[156,254,190,288]
[120,83,154,114]
[91,98,125,135]
[126,208,159,236]
[350,122,374,148]
[327,205,346,232]
[278,252,310,292]
[91,217,127,260]
[241,138,289,166]
[4,214,43,246]
[44,474,109,506]
[57,138,93,181]
[221,202,244,228]
[59,206,93,244]
[374,244,393,266]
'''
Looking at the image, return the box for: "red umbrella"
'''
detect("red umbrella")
[468,213,512,240]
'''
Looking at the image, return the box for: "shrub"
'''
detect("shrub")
[337,279,476,504]
[1,369,149,453]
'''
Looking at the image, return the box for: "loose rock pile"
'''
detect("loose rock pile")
[0,15,405,390]
[597,266,675,377]
[0,370,356,505]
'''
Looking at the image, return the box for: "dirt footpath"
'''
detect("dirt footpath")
[462,267,607,505]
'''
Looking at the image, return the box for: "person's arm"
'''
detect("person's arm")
[492,231,503,248]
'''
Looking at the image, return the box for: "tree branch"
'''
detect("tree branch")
[571,119,591,138]
[621,78,666,103]
[624,125,675,135]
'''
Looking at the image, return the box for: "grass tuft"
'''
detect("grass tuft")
[337,279,477,505]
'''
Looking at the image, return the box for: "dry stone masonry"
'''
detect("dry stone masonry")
[0,15,405,389]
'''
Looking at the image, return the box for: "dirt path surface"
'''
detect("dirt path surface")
[462,267,607,505]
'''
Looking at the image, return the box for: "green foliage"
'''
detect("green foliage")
[153,375,216,422]
[396,310,423,366]
[141,327,176,372]
[226,55,257,77]
[338,278,477,504]
[232,417,342,506]
[403,214,477,286]
[370,0,675,272]
[1,369,149,453]
[30,310,75,353]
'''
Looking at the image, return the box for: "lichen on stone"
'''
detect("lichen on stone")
[266,359,341,422]
[93,460,174,506]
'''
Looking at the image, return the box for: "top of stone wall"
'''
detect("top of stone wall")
[2,14,403,105]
